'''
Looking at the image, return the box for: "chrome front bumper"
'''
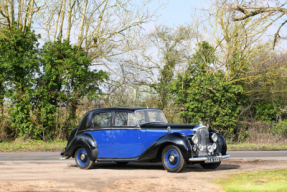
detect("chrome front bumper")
[189,154,230,162]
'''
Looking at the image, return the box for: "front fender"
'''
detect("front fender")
[64,133,98,161]
[209,131,227,155]
[138,133,191,162]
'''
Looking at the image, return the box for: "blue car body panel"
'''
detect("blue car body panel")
[141,129,167,151]
[86,130,112,158]
[111,129,143,158]
[87,129,193,159]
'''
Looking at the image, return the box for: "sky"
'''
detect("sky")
[153,0,203,26]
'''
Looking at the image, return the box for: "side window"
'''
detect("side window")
[135,110,147,124]
[115,112,136,127]
[93,112,112,127]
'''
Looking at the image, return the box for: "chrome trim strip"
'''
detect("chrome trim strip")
[79,127,141,133]
[222,154,230,159]
[189,157,208,162]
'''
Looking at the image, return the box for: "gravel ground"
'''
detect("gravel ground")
[1,159,287,192]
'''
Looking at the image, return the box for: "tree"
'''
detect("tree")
[137,25,193,110]
[39,40,108,139]
[196,0,276,84]
[0,0,41,32]
[0,24,40,138]
[171,41,245,135]
[229,0,287,48]
[37,0,159,62]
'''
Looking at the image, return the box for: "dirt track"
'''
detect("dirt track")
[1,159,287,192]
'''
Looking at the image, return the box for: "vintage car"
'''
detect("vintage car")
[61,107,229,172]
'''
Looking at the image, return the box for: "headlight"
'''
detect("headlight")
[192,135,198,144]
[212,143,217,150]
[207,145,213,153]
[211,133,218,142]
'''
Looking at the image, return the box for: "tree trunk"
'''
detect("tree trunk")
[70,99,77,120]
[58,0,66,41]
[9,0,15,24]
[77,0,88,47]
[66,0,75,41]
[17,0,24,27]
[27,0,34,26]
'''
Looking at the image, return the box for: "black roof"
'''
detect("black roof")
[91,107,159,112]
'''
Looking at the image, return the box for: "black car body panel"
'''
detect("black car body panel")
[65,132,98,161]
[137,132,192,161]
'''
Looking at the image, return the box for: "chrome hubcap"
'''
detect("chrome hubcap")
[169,155,175,162]
[80,154,85,161]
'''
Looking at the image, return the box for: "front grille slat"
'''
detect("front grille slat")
[196,127,209,157]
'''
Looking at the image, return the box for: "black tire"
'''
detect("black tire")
[74,148,95,169]
[162,145,186,173]
[200,162,221,169]
[116,162,128,166]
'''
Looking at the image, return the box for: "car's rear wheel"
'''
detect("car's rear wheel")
[200,162,221,169]
[162,145,186,173]
[75,148,95,169]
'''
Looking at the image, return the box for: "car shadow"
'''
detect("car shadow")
[70,162,240,172]
[91,162,166,170]
[182,163,241,173]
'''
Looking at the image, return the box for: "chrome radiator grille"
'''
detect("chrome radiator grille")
[196,127,209,156]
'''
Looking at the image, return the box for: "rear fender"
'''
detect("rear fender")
[64,133,98,161]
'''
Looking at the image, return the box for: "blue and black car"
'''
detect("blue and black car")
[61,107,230,172]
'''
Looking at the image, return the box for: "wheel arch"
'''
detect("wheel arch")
[209,131,227,155]
[65,132,98,161]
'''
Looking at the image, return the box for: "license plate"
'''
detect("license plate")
[206,156,221,163]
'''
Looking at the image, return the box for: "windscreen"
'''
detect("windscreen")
[135,110,168,124]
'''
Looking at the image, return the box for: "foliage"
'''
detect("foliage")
[0,25,108,141]
[274,120,287,138]
[0,24,40,138]
[38,40,108,140]
[146,26,192,110]
[252,101,281,122]
[171,41,245,135]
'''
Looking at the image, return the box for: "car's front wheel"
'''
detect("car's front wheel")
[162,145,186,173]
[75,148,95,169]
[200,162,221,169]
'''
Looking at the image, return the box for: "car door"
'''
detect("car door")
[111,111,143,158]
[85,112,113,158]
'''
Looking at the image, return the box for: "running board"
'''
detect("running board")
[96,158,138,162]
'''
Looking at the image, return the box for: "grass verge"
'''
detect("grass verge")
[1,141,287,152]
[0,140,67,152]
[228,143,287,151]
[218,169,287,192]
